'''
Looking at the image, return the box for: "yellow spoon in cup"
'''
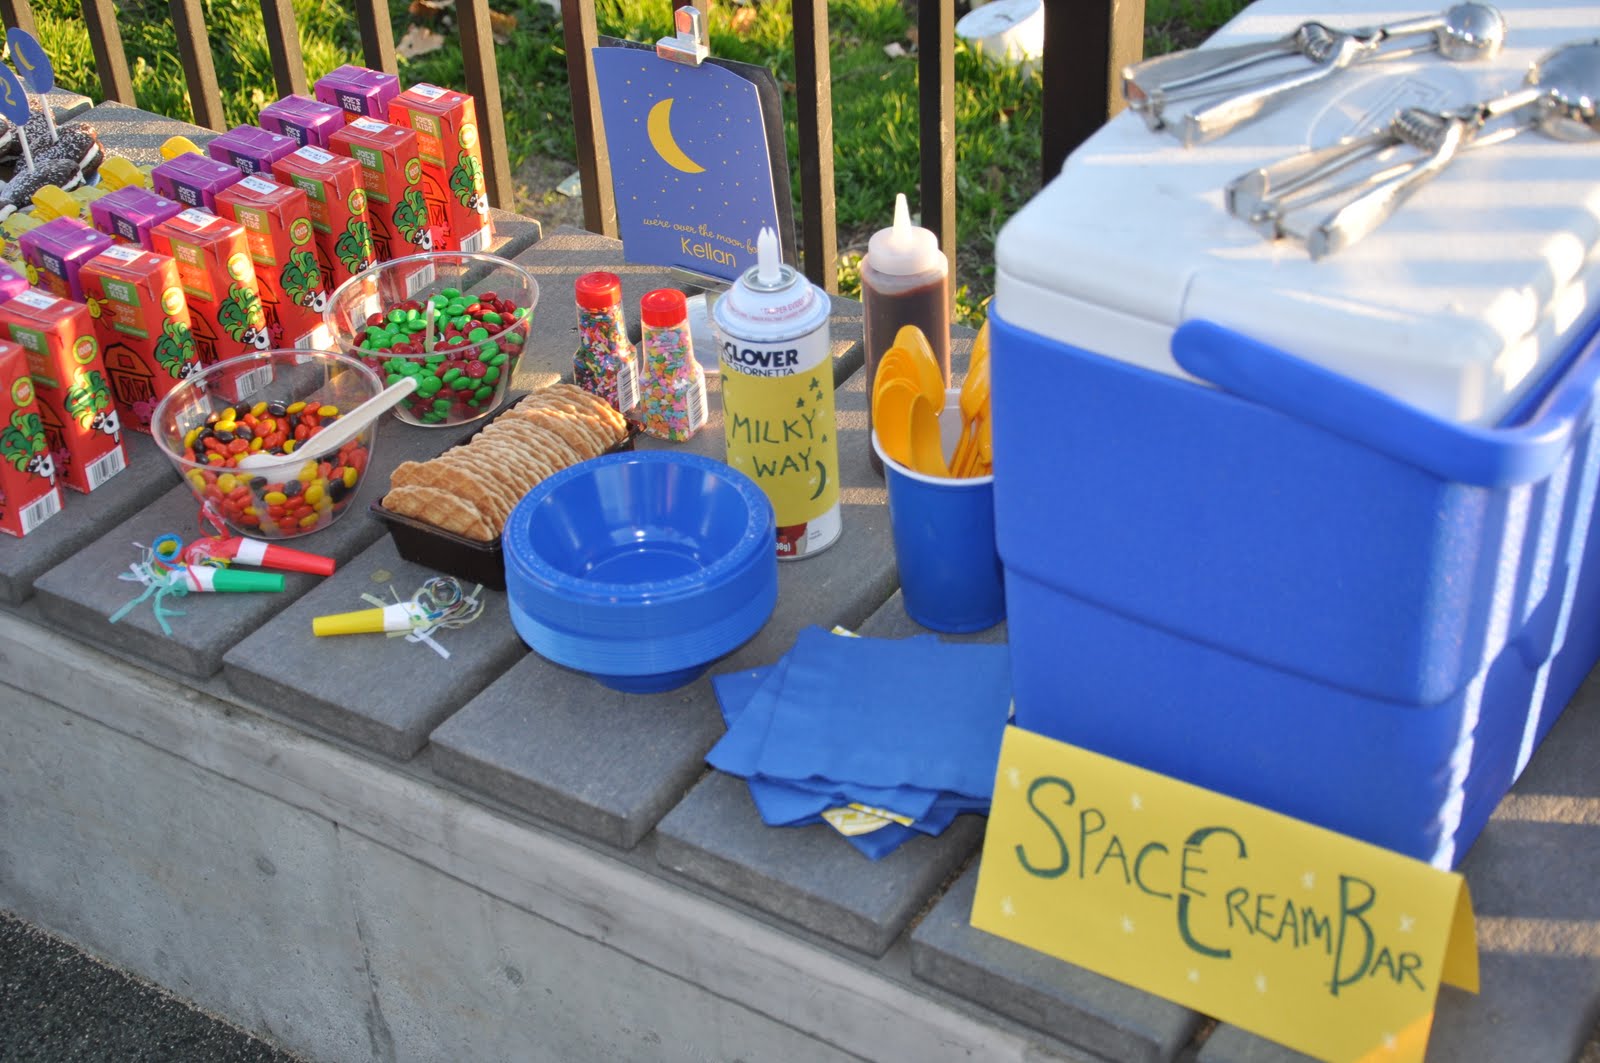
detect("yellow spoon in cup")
[872,376,922,470]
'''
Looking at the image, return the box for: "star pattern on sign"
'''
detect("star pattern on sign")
[1254,973,1268,994]
[1130,793,1143,811]
[1121,916,1135,934]
[1000,896,1016,917]
[1006,765,1023,789]
[1383,1033,1398,1051]
[1187,969,1201,984]
[1302,871,1316,889]
[1399,914,1416,933]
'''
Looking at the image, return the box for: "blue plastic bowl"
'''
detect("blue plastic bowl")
[503,451,778,693]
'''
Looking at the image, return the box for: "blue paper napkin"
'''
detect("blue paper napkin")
[708,628,1011,859]
[711,650,944,823]
[753,627,1012,799]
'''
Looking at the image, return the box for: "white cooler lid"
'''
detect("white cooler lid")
[995,0,1600,425]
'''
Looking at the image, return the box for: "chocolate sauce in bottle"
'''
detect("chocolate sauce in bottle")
[861,193,950,473]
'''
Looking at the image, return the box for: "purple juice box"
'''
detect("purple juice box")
[259,94,346,149]
[313,65,400,124]
[150,152,245,212]
[0,262,29,302]
[18,217,114,302]
[90,187,187,250]
[207,125,300,177]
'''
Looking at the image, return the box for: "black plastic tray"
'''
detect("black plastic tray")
[369,418,638,591]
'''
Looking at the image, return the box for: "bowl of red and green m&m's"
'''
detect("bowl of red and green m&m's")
[151,349,385,539]
[324,251,538,427]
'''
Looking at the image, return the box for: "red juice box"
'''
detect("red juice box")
[207,125,301,177]
[387,83,493,253]
[19,217,115,301]
[90,187,186,249]
[259,94,346,149]
[214,174,333,349]
[151,151,246,212]
[271,145,376,290]
[79,244,200,433]
[328,117,433,260]
[0,341,65,535]
[315,65,400,124]
[150,208,271,367]
[0,289,129,494]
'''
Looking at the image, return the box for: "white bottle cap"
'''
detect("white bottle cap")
[865,194,942,276]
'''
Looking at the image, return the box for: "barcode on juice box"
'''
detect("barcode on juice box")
[231,364,275,402]
[85,447,127,490]
[459,227,491,254]
[403,264,437,298]
[20,488,62,534]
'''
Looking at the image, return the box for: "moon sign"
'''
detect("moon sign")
[647,99,706,174]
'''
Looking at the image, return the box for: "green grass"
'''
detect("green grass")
[35,0,1243,324]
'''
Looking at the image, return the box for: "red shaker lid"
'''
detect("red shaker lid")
[574,271,623,310]
[639,288,687,328]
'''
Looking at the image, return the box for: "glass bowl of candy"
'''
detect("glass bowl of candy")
[323,251,539,427]
[151,349,385,539]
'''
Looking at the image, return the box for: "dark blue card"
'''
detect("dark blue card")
[592,47,781,283]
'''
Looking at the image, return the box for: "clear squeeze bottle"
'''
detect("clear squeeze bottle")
[572,271,640,416]
[860,193,950,473]
[637,287,708,442]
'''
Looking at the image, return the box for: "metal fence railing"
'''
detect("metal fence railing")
[0,0,1143,294]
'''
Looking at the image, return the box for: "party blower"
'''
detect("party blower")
[183,535,337,576]
[312,600,429,637]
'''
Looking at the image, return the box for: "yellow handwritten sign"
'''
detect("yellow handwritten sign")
[972,727,1477,1063]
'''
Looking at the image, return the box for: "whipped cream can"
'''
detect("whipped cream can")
[712,227,840,559]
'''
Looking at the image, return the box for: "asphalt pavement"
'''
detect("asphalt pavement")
[0,910,301,1062]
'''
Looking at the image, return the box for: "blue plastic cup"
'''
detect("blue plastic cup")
[872,389,1006,633]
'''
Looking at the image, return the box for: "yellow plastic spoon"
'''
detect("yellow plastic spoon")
[907,391,950,477]
[951,353,989,477]
[871,376,921,470]
[890,326,946,404]
[894,324,946,389]
[876,344,941,404]
[970,413,993,478]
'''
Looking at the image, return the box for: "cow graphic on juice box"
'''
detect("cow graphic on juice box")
[0,343,66,537]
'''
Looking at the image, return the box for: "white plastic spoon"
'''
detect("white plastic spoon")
[233,376,418,475]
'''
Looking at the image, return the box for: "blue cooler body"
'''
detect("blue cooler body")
[992,0,1600,867]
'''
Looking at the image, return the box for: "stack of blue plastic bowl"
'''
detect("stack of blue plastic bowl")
[502,451,779,693]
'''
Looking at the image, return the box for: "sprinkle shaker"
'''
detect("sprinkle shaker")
[572,271,640,416]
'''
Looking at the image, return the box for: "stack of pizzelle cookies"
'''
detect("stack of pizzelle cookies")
[382,383,630,541]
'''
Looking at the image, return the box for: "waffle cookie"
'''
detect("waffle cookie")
[382,383,631,541]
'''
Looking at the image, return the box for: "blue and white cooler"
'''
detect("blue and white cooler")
[991,0,1600,867]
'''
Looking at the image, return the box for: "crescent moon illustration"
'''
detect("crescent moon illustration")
[809,460,828,501]
[647,98,706,174]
